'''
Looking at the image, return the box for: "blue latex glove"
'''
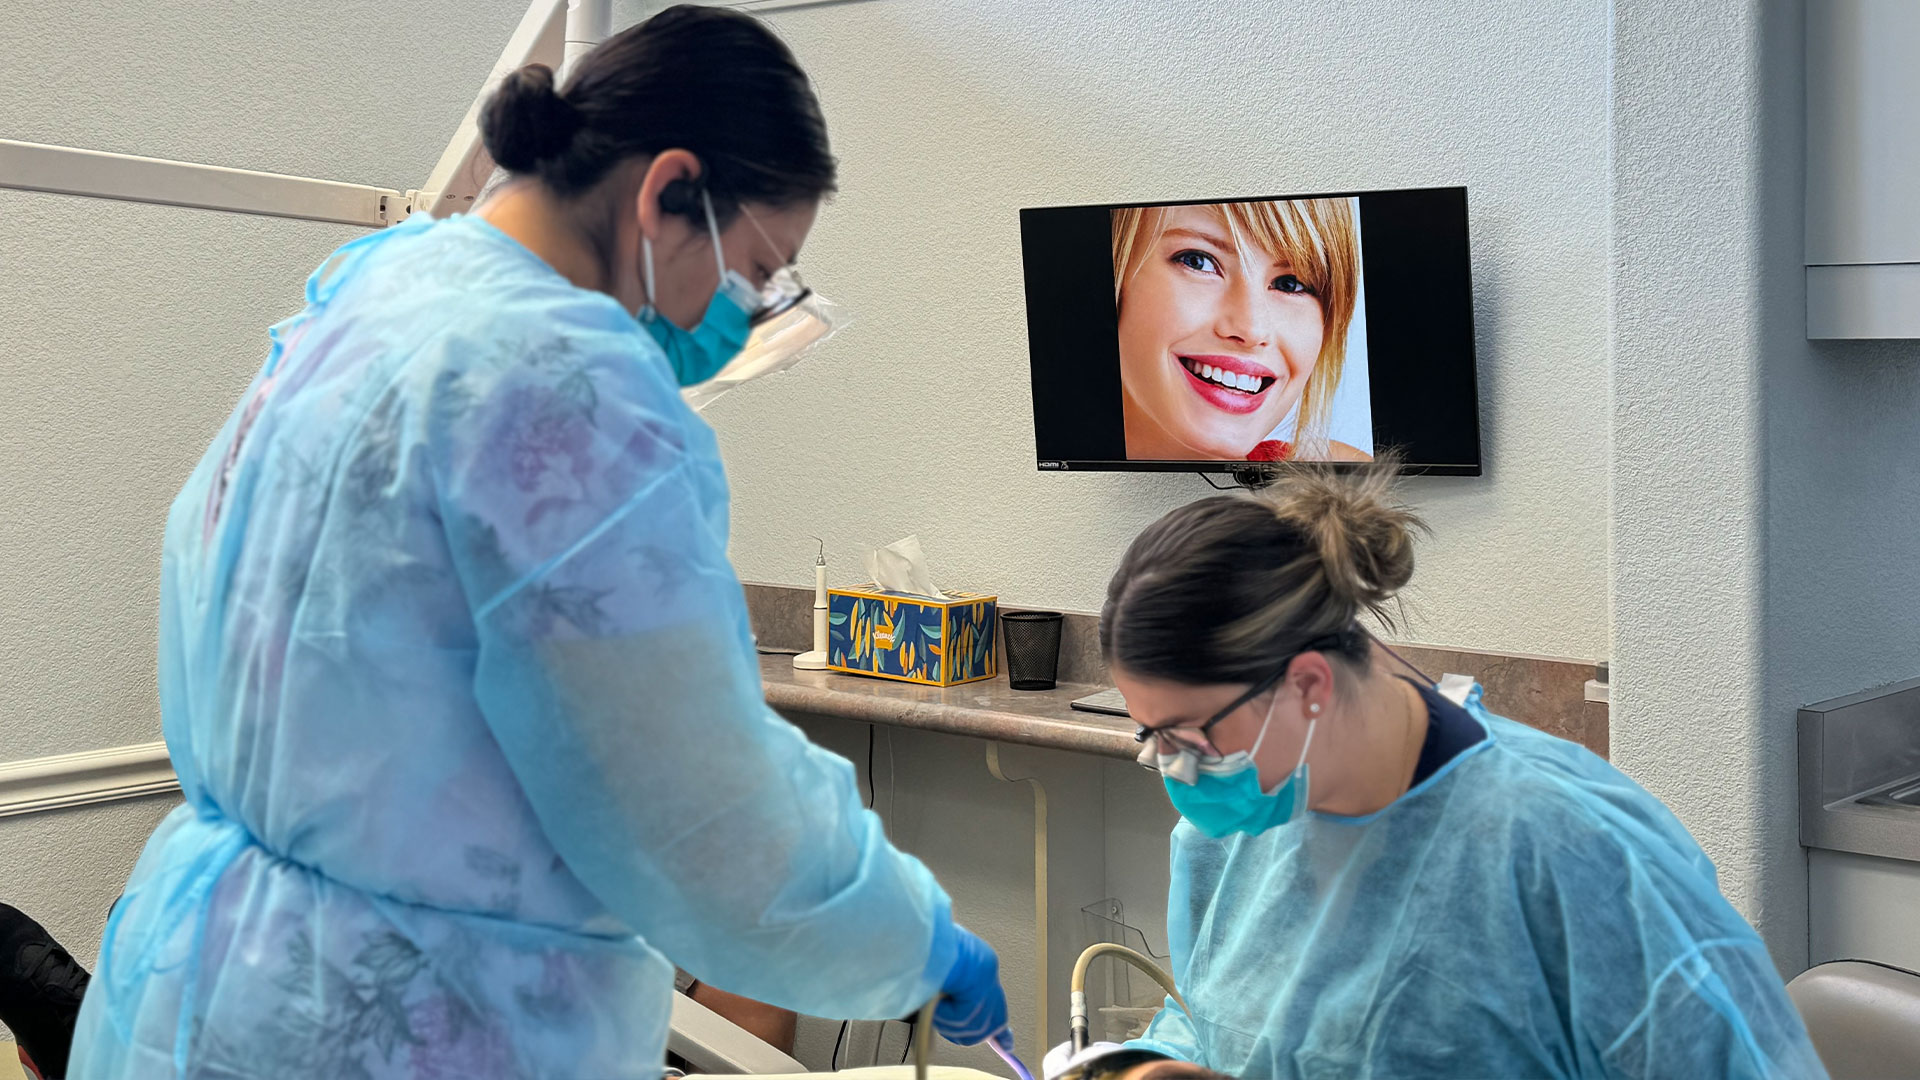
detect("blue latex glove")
[934,926,1008,1045]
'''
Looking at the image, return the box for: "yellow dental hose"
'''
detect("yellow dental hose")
[914,996,937,1080]
[1068,943,1191,1056]
[910,943,1191,1080]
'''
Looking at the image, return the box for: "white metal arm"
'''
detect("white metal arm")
[414,0,571,220]
[0,0,589,228]
[0,138,408,228]
[563,0,614,82]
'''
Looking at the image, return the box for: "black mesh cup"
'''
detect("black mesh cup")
[1002,611,1065,691]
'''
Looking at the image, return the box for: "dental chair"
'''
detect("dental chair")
[669,996,998,1079]
[1786,960,1920,1079]
[669,993,808,1074]
[679,1060,990,1068]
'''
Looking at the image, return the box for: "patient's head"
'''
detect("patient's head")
[1090,1053,1236,1068]
[1080,1054,1235,1080]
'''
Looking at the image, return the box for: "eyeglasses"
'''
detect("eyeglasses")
[749,265,812,327]
[1132,634,1346,761]
[736,205,813,327]
[1134,669,1283,761]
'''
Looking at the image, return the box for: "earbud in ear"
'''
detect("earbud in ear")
[658,177,703,218]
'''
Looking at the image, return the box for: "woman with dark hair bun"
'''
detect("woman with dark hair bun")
[69,7,1005,1077]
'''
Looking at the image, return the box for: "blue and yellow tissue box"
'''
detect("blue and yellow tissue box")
[827,585,998,686]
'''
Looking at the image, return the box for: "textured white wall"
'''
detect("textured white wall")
[697,0,1613,661]
[0,196,367,756]
[1608,0,1774,941]
[1771,337,1920,713]
[0,0,527,191]
[1609,0,1814,965]
[0,798,180,966]
[0,0,529,758]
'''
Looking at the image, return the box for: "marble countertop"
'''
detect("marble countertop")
[744,583,1608,759]
[759,655,1140,759]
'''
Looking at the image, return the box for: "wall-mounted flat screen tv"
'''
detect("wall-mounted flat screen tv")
[1020,186,1481,475]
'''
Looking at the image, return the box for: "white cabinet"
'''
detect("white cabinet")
[1809,849,1920,972]
[1807,0,1920,339]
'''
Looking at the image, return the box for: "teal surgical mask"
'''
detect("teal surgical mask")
[640,190,759,387]
[1142,693,1319,838]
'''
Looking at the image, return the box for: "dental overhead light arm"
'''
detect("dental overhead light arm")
[0,2,848,227]
[0,0,586,227]
[411,0,575,220]
[0,138,411,227]
[562,0,614,82]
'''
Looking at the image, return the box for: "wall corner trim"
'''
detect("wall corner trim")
[0,742,179,819]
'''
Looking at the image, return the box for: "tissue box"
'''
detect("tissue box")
[827,585,998,687]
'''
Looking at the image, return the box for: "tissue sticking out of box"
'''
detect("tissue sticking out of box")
[863,535,949,602]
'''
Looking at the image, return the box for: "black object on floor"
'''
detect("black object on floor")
[0,904,91,1080]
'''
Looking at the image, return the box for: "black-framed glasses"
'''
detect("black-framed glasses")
[749,265,812,327]
[734,203,812,328]
[1132,634,1347,760]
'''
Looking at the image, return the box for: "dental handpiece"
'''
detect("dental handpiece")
[990,1028,1036,1080]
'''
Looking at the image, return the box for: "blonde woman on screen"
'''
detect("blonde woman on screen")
[1113,200,1368,463]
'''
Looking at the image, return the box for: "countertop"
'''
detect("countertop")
[759,655,1139,760]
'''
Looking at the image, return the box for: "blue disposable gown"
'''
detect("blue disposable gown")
[1127,685,1826,1079]
[71,214,958,1079]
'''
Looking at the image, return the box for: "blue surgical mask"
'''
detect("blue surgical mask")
[1144,696,1318,838]
[640,190,760,387]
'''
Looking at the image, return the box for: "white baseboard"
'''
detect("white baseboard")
[0,741,179,819]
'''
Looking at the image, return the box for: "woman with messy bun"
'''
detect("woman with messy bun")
[70,7,1007,1078]
[1082,463,1822,1079]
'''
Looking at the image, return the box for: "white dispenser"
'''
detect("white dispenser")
[793,539,830,671]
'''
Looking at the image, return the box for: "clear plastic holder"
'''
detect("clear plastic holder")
[1077,898,1173,1043]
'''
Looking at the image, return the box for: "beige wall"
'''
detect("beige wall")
[662,0,1614,662]
[0,0,528,759]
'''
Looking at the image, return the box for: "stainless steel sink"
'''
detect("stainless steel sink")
[1856,777,1920,811]
[1802,677,1920,863]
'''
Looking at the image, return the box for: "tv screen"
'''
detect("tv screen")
[1019,186,1481,475]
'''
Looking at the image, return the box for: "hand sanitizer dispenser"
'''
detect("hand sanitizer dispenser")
[793,539,830,671]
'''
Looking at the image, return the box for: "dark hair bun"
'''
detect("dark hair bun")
[1261,458,1422,620]
[480,64,582,174]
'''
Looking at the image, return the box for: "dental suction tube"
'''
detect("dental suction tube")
[1068,943,1192,1055]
